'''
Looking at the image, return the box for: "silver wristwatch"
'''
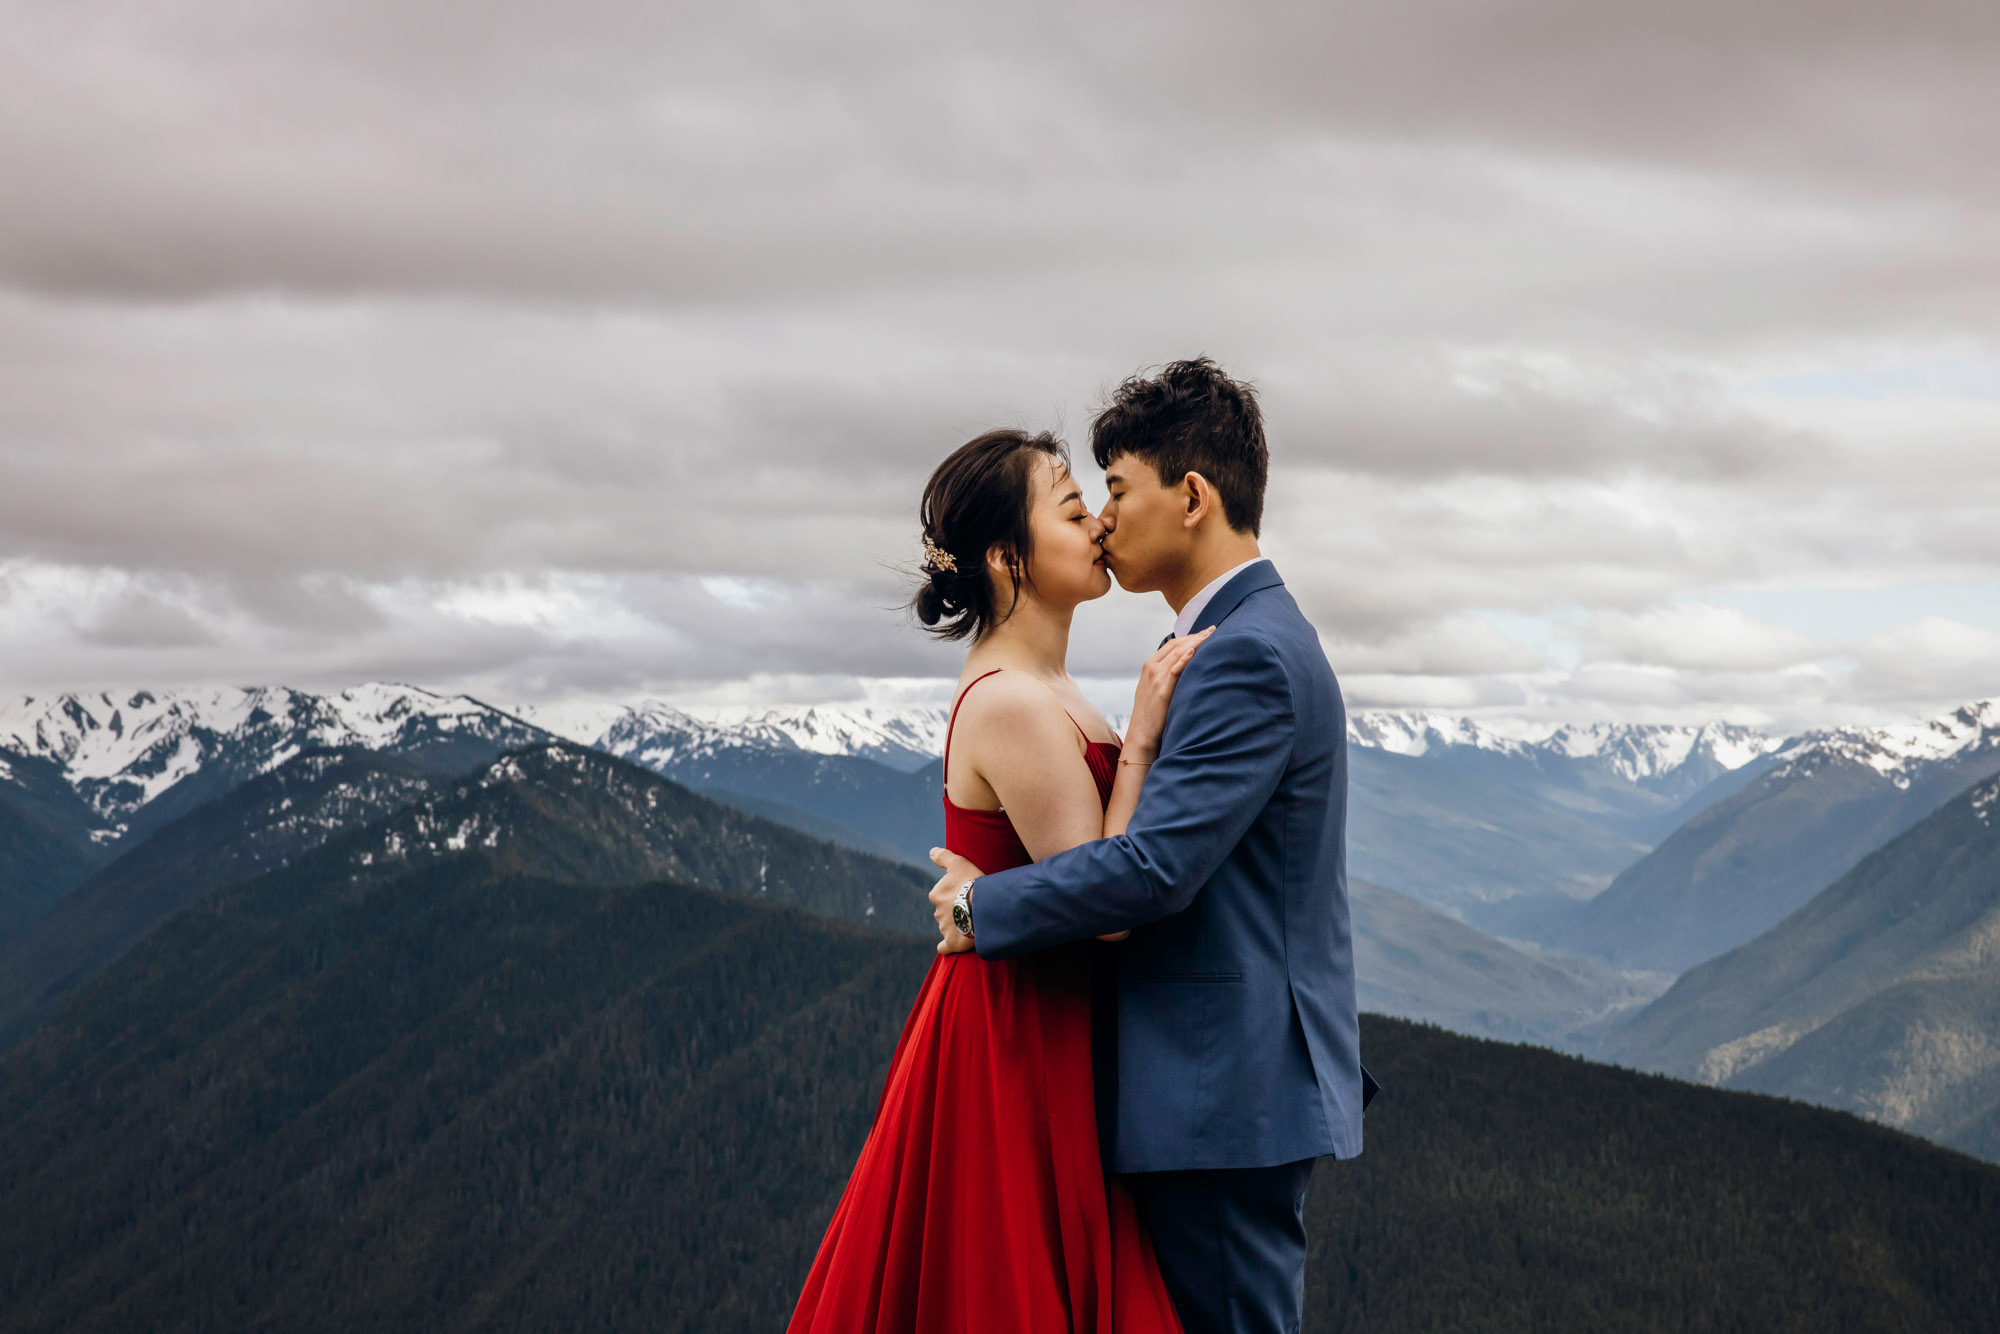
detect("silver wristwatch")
[951,879,975,937]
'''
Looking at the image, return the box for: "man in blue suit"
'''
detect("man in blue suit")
[929,358,1373,1334]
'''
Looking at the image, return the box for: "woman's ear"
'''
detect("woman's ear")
[985,543,1024,597]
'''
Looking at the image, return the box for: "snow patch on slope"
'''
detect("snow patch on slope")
[1973,776,2000,828]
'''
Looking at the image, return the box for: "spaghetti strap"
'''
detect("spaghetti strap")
[943,668,1006,789]
[944,669,1106,798]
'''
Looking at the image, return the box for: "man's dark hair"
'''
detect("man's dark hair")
[1090,357,1268,537]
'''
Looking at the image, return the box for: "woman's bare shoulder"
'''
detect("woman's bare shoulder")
[951,671,1076,745]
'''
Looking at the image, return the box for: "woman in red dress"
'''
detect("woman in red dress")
[788,429,1209,1333]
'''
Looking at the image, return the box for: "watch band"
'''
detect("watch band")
[951,879,975,937]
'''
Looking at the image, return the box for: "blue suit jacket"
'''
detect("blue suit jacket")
[973,563,1367,1173]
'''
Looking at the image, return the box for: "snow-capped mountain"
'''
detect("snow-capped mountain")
[1550,694,2000,975]
[1764,698,2000,790]
[1345,711,1784,793]
[592,703,943,865]
[581,700,950,773]
[579,700,1785,788]
[0,683,551,841]
[593,703,746,772]
[677,704,952,772]
[520,700,952,772]
[1339,715,1793,922]
[0,681,1805,896]
[571,697,1792,919]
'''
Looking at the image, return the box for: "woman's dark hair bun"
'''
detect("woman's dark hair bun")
[912,567,960,628]
[909,428,1067,642]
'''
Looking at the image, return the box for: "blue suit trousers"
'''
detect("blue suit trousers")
[1126,1158,1318,1334]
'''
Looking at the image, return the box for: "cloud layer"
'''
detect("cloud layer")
[3,0,1999,730]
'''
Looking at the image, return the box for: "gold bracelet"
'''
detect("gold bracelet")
[1119,758,1154,767]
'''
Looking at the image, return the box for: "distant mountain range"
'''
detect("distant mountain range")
[560,700,1796,923]
[590,703,947,865]
[8,684,1795,927]
[516,698,952,773]
[1549,698,2000,974]
[1348,712,1781,809]
[0,739,934,1056]
[3,680,2000,1334]
[0,684,548,839]
[0,685,547,949]
[6,683,1710,1050]
[0,711,1666,1064]
[13,678,2000,1158]
[1600,768,2000,1161]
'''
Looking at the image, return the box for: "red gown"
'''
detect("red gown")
[787,671,1183,1333]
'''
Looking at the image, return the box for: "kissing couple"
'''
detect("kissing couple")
[789,358,1376,1334]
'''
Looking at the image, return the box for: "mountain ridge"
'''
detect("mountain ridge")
[0,738,933,1059]
[0,683,550,845]
[0,747,443,1051]
[1550,696,2000,973]
[1599,768,2000,1159]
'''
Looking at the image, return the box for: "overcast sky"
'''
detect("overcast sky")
[3,0,1998,732]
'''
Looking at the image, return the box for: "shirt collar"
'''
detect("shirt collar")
[1171,556,1270,639]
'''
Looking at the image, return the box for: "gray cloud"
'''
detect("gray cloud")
[3,1,1997,306]
[2,0,1998,727]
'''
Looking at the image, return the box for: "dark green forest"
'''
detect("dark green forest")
[0,747,439,1050]
[0,741,935,1058]
[0,749,111,947]
[4,776,1998,1332]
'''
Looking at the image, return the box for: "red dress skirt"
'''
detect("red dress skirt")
[787,685,1182,1333]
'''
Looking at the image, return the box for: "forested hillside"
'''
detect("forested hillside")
[0,741,932,1058]
[3,831,1995,1332]
[0,750,110,948]
[0,747,440,1050]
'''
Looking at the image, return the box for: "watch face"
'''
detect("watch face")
[952,901,973,936]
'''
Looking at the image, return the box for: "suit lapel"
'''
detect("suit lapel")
[1191,561,1284,634]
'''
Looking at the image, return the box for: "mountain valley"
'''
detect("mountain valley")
[1601,769,2000,1160]
[1550,699,2000,974]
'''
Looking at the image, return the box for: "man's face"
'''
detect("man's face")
[1097,453,1189,594]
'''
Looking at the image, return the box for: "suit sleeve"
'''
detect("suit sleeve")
[971,630,1296,960]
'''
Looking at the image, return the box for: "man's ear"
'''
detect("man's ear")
[1181,471,1216,529]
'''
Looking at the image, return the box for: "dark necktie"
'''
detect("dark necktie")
[1158,631,1176,649]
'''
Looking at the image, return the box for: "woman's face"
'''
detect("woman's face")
[993,454,1111,613]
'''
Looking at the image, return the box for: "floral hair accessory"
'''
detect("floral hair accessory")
[921,534,959,574]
